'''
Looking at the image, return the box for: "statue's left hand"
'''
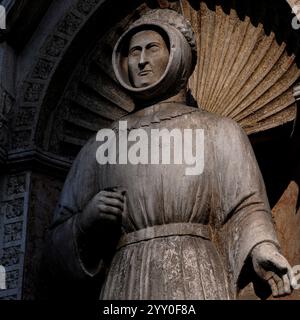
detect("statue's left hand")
[251,242,294,297]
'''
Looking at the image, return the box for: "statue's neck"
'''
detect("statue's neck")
[135,88,187,110]
[160,89,187,105]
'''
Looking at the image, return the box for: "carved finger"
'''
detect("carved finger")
[99,191,125,201]
[270,253,289,275]
[273,273,284,296]
[268,278,279,297]
[264,271,274,281]
[288,267,298,289]
[98,204,122,216]
[282,274,291,295]
[99,197,124,210]
[101,212,120,222]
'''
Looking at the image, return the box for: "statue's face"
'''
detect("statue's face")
[128,30,169,88]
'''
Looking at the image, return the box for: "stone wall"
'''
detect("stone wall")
[22,172,64,300]
[0,173,30,299]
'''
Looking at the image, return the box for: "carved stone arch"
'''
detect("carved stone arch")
[10,0,150,160]
[10,0,300,160]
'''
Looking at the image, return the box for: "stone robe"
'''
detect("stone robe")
[48,103,279,299]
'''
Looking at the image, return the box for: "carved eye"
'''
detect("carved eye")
[147,43,160,52]
[129,48,141,57]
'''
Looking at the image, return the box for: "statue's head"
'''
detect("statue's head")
[128,29,170,88]
[112,9,197,105]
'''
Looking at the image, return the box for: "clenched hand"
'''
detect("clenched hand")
[77,188,125,234]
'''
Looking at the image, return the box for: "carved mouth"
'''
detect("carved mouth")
[139,70,152,76]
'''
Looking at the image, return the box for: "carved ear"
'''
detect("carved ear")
[0,265,6,290]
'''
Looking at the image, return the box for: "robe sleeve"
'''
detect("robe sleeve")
[46,136,107,282]
[213,118,280,289]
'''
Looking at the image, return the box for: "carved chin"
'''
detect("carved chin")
[140,79,152,87]
[135,78,153,88]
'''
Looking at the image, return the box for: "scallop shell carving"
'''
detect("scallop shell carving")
[181,0,300,134]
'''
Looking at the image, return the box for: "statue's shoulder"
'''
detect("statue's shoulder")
[77,133,99,157]
[191,108,243,132]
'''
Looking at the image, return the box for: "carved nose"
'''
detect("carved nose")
[138,50,147,69]
[138,61,147,69]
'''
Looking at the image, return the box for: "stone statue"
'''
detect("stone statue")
[46,9,294,299]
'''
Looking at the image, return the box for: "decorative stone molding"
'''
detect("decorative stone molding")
[0,115,8,163]
[0,173,30,300]
[0,85,14,164]
[12,0,110,152]
[0,40,16,164]
[7,148,73,175]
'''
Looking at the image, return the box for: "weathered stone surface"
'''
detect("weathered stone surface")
[0,199,24,220]
[181,0,300,134]
[0,173,29,300]
[22,172,64,300]
[272,181,300,300]
[46,8,296,301]
[6,175,26,197]
[1,246,21,267]
[1,0,300,301]
[57,12,83,36]
[4,222,23,244]
[41,35,68,58]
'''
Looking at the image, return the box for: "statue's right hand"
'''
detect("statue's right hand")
[77,189,125,234]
